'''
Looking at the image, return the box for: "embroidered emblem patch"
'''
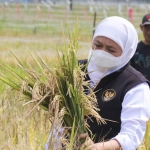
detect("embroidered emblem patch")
[102,89,116,101]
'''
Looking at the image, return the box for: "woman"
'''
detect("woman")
[80,16,150,150]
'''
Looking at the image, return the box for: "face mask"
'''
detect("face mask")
[90,49,122,72]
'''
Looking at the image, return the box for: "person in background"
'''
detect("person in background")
[130,14,150,81]
[79,16,150,150]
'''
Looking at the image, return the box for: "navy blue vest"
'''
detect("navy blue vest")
[79,59,149,143]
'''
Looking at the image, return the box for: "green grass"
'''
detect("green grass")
[0,3,150,149]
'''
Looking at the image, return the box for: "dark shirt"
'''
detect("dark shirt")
[130,41,150,81]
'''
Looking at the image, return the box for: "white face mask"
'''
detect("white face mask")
[91,49,122,72]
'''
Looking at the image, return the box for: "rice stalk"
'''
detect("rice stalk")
[0,22,105,149]
[144,120,150,150]
[51,22,105,149]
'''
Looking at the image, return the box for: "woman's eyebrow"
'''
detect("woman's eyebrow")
[107,45,117,50]
[94,40,102,44]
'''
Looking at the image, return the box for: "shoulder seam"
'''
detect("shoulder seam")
[125,66,144,81]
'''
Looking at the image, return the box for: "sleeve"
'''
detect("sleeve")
[112,82,150,150]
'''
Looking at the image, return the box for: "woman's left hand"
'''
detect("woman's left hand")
[88,140,121,150]
[88,143,102,150]
[79,133,94,149]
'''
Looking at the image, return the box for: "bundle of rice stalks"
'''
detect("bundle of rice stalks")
[0,23,105,149]
[0,51,58,111]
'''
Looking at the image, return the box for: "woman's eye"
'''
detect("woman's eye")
[95,44,101,48]
[108,49,115,53]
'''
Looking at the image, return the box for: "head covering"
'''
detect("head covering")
[141,14,150,26]
[87,16,138,85]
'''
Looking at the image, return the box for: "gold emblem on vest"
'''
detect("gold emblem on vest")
[102,89,116,101]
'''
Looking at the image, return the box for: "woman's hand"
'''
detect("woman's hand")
[88,143,103,150]
[79,133,121,150]
[79,133,94,149]
[88,140,121,150]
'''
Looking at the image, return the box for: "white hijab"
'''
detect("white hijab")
[87,16,138,85]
